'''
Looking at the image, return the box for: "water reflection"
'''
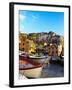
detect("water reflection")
[41,63,64,78]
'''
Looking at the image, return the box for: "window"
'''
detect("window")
[52,46,54,49]
[52,51,54,54]
[56,51,58,54]
[22,48,24,51]
[48,51,50,54]
[23,43,24,45]
[26,41,29,44]
[48,47,50,49]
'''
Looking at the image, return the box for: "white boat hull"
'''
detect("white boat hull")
[20,66,43,78]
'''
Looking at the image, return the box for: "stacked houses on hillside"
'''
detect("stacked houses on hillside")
[19,32,64,57]
[19,33,36,54]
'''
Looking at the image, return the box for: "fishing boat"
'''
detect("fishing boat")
[19,55,43,78]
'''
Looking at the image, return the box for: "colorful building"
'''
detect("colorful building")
[48,44,62,56]
[19,33,36,54]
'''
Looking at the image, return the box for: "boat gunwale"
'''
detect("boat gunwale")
[19,55,43,70]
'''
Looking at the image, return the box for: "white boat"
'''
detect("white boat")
[29,55,47,64]
[29,55,51,64]
[19,55,43,78]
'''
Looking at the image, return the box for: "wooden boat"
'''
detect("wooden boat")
[19,55,43,78]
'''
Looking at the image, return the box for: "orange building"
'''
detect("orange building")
[19,33,28,51]
[48,44,62,56]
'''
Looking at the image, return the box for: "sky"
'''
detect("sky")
[19,10,64,36]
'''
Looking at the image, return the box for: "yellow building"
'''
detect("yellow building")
[19,33,36,54]
[19,39,29,52]
[28,40,36,54]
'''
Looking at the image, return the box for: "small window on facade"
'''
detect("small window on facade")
[22,48,24,51]
[52,47,54,49]
[48,47,50,49]
[23,43,24,45]
[52,51,54,54]
[26,41,29,44]
[56,51,58,53]
[48,51,50,54]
